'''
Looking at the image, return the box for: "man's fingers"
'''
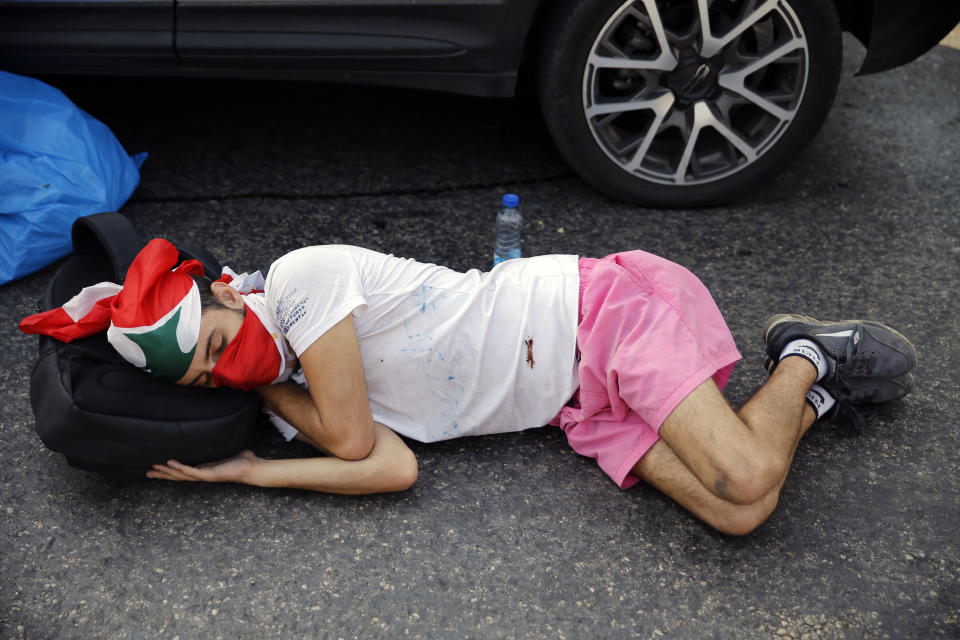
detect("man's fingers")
[147,453,255,484]
[148,461,204,482]
[147,465,188,481]
[166,460,214,481]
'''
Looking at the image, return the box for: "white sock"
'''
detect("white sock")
[805,384,836,420]
[780,339,829,382]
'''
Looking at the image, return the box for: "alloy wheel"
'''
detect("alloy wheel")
[582,0,809,186]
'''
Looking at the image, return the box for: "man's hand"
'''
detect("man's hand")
[147,449,260,484]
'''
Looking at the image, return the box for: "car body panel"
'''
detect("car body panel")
[174,0,540,94]
[853,0,960,75]
[0,0,539,95]
[176,0,524,70]
[0,0,174,66]
[0,0,957,95]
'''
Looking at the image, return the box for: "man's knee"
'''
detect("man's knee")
[713,454,784,506]
[705,493,779,536]
[659,379,786,504]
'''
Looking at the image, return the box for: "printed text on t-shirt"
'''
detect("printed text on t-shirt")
[275,288,308,333]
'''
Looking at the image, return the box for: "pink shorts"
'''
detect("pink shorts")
[552,251,741,489]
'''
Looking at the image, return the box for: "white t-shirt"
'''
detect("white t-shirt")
[264,245,580,442]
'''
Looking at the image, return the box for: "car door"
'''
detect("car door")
[173,0,538,95]
[0,0,175,71]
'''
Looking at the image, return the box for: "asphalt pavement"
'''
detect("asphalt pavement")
[2,36,958,639]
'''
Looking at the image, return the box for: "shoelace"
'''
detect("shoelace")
[828,400,872,433]
[831,369,862,401]
[834,325,877,376]
[829,326,878,403]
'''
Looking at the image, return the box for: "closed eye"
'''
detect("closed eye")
[214,335,226,362]
[191,372,212,388]
[187,330,217,387]
[206,330,218,363]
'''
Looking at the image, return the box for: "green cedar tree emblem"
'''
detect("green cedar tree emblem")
[126,307,197,381]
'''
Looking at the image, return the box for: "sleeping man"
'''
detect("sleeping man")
[21,238,917,535]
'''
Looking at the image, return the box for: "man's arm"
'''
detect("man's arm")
[147,422,417,495]
[259,314,375,460]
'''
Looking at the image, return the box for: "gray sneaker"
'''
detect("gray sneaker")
[815,373,915,431]
[762,314,917,405]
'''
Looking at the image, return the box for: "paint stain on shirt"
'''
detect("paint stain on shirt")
[525,337,535,369]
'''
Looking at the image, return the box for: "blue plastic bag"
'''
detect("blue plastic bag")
[0,71,147,285]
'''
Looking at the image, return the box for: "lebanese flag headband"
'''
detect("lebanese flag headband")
[19,239,294,388]
[20,238,203,382]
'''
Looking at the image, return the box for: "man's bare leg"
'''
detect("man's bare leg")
[656,357,818,506]
[634,314,917,532]
[633,441,778,536]
[633,393,817,535]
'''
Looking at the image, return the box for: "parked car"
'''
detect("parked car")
[2,0,958,206]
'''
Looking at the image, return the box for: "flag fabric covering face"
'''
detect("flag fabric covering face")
[0,71,147,285]
[210,268,298,391]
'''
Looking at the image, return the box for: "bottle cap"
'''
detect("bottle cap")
[502,193,519,208]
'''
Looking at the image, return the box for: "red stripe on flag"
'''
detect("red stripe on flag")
[211,309,282,391]
[19,294,115,342]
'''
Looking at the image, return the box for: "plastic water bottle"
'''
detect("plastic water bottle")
[493,193,522,266]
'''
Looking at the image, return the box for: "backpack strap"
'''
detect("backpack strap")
[178,245,222,281]
[71,212,142,282]
[70,213,226,283]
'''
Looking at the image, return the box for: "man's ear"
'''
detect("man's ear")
[209,281,245,310]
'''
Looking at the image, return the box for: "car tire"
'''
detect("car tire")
[538,0,842,207]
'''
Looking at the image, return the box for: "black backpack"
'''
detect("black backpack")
[28,212,262,478]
